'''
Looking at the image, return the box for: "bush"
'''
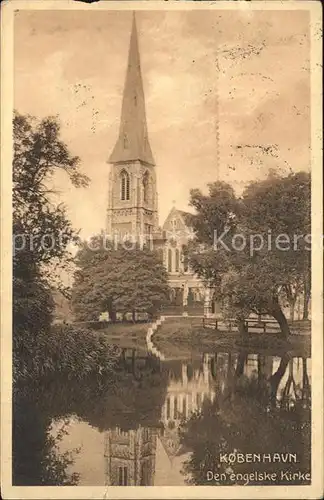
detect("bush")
[13,325,121,382]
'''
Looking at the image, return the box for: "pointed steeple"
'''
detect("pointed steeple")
[109,13,155,166]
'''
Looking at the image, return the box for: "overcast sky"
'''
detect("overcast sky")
[14,8,310,238]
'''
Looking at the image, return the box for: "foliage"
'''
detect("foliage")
[188,173,311,337]
[13,392,80,485]
[189,182,238,246]
[179,355,311,485]
[13,112,89,285]
[13,112,90,380]
[72,235,170,321]
[13,352,169,485]
[13,324,121,382]
[241,171,311,321]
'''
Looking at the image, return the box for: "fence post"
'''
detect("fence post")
[263,322,267,333]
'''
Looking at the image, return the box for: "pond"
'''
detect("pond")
[13,346,311,486]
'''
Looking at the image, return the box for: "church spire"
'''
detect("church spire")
[109,13,155,166]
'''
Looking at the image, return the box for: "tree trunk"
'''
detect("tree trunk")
[235,352,247,377]
[270,299,290,338]
[237,318,248,337]
[132,310,136,323]
[257,355,266,383]
[284,284,296,322]
[303,290,310,320]
[131,349,136,375]
[302,357,310,400]
[210,354,217,380]
[121,348,126,367]
[109,309,116,323]
[269,354,290,405]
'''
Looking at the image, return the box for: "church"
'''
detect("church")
[106,14,213,316]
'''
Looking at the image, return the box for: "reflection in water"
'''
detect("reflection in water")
[13,349,311,486]
[179,353,311,485]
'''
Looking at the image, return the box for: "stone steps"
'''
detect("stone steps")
[146,316,166,360]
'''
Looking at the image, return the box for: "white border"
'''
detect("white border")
[1,1,323,499]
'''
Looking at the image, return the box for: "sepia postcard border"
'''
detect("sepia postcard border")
[1,1,323,499]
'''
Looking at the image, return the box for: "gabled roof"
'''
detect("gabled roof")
[177,210,194,227]
[162,206,195,231]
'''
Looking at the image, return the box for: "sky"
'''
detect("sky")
[14,7,310,238]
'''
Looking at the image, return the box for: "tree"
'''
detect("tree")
[13,112,89,284]
[241,171,311,322]
[188,173,311,337]
[13,112,89,377]
[189,181,238,246]
[72,235,170,322]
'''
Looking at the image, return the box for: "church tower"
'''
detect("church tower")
[106,13,158,240]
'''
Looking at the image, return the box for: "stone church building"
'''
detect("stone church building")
[106,14,211,315]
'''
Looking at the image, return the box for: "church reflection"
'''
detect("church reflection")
[102,352,311,486]
[103,353,216,485]
[13,346,311,486]
[104,427,158,486]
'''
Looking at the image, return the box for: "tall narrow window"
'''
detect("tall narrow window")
[141,462,149,485]
[120,170,130,201]
[174,396,178,419]
[118,466,128,485]
[167,248,172,272]
[182,396,187,417]
[183,245,189,272]
[166,397,171,419]
[175,248,180,272]
[143,427,150,441]
[143,171,149,203]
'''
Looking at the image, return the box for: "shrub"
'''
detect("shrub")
[13,325,120,382]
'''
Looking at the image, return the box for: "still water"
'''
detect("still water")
[13,347,311,486]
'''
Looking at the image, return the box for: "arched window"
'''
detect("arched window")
[142,171,150,203]
[156,248,163,263]
[175,248,180,272]
[167,248,172,272]
[183,249,189,272]
[120,170,130,201]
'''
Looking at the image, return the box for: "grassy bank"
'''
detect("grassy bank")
[92,321,149,352]
[153,318,311,359]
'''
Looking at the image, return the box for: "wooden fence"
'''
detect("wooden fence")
[203,317,280,334]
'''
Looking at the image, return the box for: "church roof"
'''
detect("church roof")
[109,13,155,166]
[177,210,194,226]
[162,206,195,230]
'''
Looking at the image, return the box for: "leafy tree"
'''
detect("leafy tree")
[13,112,88,283]
[241,172,311,321]
[189,182,238,245]
[13,112,89,378]
[188,173,311,337]
[72,235,170,322]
